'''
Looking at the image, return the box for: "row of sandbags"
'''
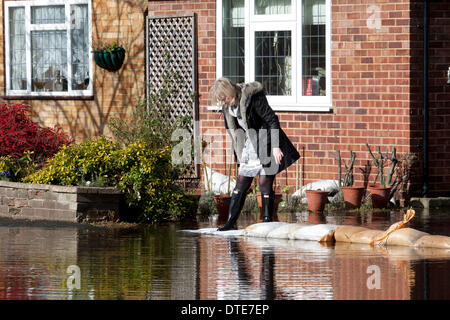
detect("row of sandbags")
[242,222,450,249]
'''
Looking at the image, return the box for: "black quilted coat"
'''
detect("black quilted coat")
[222,82,300,175]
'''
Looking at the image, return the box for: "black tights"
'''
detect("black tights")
[234,174,275,196]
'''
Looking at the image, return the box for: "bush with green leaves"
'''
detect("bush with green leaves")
[23,137,119,186]
[0,151,37,182]
[23,137,192,223]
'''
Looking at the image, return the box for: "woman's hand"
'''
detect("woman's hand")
[273,147,284,165]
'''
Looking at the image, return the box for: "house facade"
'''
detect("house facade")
[1,0,449,197]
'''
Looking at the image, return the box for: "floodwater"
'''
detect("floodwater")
[0,208,450,300]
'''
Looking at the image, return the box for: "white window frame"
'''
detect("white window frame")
[4,0,93,97]
[213,0,331,112]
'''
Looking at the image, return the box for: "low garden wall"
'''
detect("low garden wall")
[0,181,122,223]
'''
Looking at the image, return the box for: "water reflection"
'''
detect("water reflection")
[0,208,449,300]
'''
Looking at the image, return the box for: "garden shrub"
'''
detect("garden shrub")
[23,137,192,223]
[0,152,36,182]
[0,103,72,181]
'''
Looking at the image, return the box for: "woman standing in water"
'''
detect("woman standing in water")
[209,77,300,231]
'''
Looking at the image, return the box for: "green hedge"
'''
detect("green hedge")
[23,137,194,223]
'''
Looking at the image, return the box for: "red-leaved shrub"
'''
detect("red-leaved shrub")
[0,103,73,162]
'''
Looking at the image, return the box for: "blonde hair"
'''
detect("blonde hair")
[209,77,239,106]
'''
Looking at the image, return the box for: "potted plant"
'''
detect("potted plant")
[366,143,398,208]
[305,189,329,212]
[93,41,126,72]
[331,150,365,209]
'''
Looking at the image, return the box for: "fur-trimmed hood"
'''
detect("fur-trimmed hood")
[223,81,264,131]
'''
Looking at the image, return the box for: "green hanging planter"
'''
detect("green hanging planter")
[94,47,126,72]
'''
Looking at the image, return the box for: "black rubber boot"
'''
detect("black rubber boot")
[261,192,274,222]
[217,189,247,231]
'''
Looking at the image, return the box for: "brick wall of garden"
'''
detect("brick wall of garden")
[0,181,122,222]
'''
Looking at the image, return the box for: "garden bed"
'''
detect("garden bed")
[0,181,122,223]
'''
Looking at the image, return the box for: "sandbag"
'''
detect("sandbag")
[293,180,340,197]
[374,228,428,247]
[203,167,236,194]
[266,223,307,240]
[370,209,415,246]
[414,235,450,249]
[334,226,370,243]
[349,229,386,244]
[243,222,288,238]
[291,224,337,242]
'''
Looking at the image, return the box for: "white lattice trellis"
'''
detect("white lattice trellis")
[146,14,199,178]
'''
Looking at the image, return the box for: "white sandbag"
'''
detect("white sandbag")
[203,167,236,194]
[334,226,370,243]
[414,235,450,249]
[291,224,337,242]
[243,222,288,238]
[266,223,308,240]
[374,228,428,247]
[293,180,340,197]
[349,229,386,244]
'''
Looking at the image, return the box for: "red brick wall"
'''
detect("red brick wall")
[149,0,417,194]
[427,1,450,195]
[3,0,450,195]
[148,0,416,192]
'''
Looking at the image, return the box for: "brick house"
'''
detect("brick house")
[1,0,449,197]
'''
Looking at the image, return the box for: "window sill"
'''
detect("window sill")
[206,105,333,112]
[1,95,95,101]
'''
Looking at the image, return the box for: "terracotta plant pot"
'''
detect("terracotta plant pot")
[368,184,392,209]
[213,194,232,224]
[305,190,329,212]
[341,186,365,209]
[257,193,283,222]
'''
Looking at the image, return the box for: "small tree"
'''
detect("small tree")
[365,143,398,188]
[331,150,356,187]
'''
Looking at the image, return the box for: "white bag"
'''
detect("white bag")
[266,223,308,240]
[243,222,288,238]
[291,224,338,242]
[203,166,236,194]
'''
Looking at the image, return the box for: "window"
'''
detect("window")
[5,0,92,97]
[216,0,331,111]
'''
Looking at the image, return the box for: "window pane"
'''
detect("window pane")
[302,0,326,96]
[255,31,291,96]
[31,31,67,92]
[31,5,65,24]
[71,4,89,90]
[255,0,291,15]
[222,0,245,84]
[9,7,26,90]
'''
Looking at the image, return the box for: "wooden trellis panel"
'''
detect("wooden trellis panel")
[146,14,199,178]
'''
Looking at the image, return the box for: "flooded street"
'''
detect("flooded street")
[0,208,450,300]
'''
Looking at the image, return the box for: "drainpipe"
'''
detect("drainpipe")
[422,0,429,198]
